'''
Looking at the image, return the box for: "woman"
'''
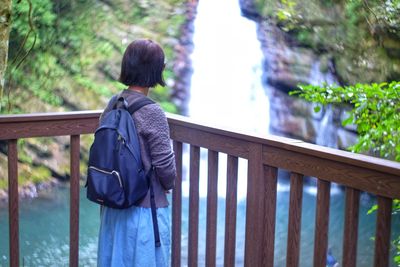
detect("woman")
[97,39,176,267]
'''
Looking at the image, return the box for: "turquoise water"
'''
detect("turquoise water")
[0,180,398,266]
[0,185,100,266]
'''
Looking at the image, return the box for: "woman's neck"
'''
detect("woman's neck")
[128,86,149,96]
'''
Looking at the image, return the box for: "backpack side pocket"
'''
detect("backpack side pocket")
[87,166,125,208]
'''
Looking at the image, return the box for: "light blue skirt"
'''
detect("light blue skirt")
[97,205,171,267]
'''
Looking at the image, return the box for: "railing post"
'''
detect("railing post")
[244,143,265,267]
[286,172,304,267]
[263,165,278,267]
[188,145,200,267]
[206,150,218,267]
[172,141,183,267]
[313,179,331,267]
[8,139,19,267]
[342,187,360,267]
[70,135,80,267]
[224,155,238,267]
[373,196,392,267]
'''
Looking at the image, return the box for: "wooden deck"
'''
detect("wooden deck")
[0,111,399,267]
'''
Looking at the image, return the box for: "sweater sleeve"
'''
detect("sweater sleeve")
[136,104,176,190]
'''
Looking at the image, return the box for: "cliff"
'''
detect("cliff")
[240,0,360,147]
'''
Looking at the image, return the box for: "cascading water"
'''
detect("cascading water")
[310,61,339,149]
[189,0,269,135]
[185,0,270,203]
[315,106,338,148]
[183,1,271,264]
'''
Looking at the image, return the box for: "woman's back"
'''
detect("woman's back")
[97,39,176,267]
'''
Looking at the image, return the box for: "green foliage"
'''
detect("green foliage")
[291,81,400,264]
[29,166,52,184]
[368,199,400,215]
[276,0,296,24]
[291,81,400,161]
[3,0,186,114]
[395,236,400,266]
[0,178,7,190]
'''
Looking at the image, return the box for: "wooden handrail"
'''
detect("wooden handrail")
[167,113,400,176]
[0,111,399,267]
[0,110,102,123]
[167,113,400,199]
[1,111,399,176]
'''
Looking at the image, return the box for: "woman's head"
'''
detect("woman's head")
[119,39,166,87]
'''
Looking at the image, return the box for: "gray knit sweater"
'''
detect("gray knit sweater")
[100,89,176,208]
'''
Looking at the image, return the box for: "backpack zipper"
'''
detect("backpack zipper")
[89,166,123,188]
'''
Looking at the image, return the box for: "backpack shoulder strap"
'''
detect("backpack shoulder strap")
[127,97,155,115]
[111,94,128,110]
[127,98,161,247]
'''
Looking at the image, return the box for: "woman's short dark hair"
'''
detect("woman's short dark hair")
[119,39,166,87]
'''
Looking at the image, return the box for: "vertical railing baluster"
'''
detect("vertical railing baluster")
[206,150,218,267]
[244,143,264,267]
[342,187,360,267]
[263,165,278,267]
[172,141,183,267]
[70,135,80,267]
[224,155,238,267]
[188,145,200,267]
[8,139,19,267]
[313,179,331,267]
[286,172,304,267]
[373,196,392,267]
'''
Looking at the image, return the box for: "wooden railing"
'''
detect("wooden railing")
[0,111,399,267]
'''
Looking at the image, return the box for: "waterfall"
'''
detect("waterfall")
[188,0,269,135]
[316,105,338,148]
[309,61,339,148]
[187,1,345,199]
[186,0,271,200]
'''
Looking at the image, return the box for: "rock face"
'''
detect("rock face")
[171,0,198,115]
[240,0,357,149]
[0,178,60,203]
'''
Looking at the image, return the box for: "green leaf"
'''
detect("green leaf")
[367,204,378,215]
[342,116,353,126]
[313,105,321,113]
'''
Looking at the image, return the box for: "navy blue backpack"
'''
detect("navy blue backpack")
[86,95,161,246]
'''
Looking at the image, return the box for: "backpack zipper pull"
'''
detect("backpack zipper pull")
[117,134,123,154]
